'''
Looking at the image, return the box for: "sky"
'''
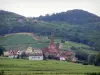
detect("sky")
[0,0,100,17]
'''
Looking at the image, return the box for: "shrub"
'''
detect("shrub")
[0,70,5,75]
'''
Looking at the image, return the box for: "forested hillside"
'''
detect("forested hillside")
[36,9,100,24]
[0,9,100,51]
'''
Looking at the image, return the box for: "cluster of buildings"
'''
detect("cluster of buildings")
[3,33,77,62]
[4,47,43,60]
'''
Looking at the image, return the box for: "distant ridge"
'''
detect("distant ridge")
[36,9,100,24]
[0,10,24,17]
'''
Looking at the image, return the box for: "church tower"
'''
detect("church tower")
[49,32,55,48]
[47,32,59,54]
[43,31,59,58]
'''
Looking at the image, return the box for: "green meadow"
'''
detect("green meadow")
[0,33,49,50]
[0,57,100,75]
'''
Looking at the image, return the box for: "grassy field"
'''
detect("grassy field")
[0,57,100,75]
[0,33,49,50]
[60,41,98,54]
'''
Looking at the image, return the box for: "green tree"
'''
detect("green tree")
[88,54,96,65]
[95,52,100,66]
[0,70,5,75]
[0,46,5,56]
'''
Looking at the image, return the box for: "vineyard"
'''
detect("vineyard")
[0,57,100,75]
[0,33,49,50]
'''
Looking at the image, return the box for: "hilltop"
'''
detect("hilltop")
[36,9,100,24]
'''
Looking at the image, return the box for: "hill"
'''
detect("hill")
[36,9,100,25]
[0,9,100,51]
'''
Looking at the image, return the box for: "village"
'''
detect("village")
[3,33,77,62]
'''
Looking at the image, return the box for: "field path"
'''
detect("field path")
[4,32,40,40]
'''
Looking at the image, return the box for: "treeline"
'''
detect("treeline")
[36,9,100,25]
[75,51,100,66]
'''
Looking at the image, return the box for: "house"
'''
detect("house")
[8,50,21,58]
[4,51,9,57]
[56,51,76,61]
[60,51,76,61]
[72,57,77,62]
[26,47,43,60]
[25,47,33,54]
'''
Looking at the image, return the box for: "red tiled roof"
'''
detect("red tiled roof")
[9,50,20,55]
[63,51,73,55]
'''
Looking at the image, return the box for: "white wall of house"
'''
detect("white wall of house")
[29,56,43,60]
[4,51,9,56]
[9,55,18,58]
[60,57,66,61]
[9,55,14,58]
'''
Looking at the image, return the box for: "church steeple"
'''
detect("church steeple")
[49,31,55,45]
[48,31,58,51]
[43,30,59,56]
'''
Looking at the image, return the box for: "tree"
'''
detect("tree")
[61,39,65,43]
[75,51,89,62]
[0,70,5,75]
[21,51,26,59]
[0,46,5,56]
[71,46,77,50]
[95,52,100,66]
[88,54,96,65]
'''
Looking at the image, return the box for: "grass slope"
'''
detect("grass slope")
[0,33,98,54]
[0,57,100,75]
[60,41,98,54]
[54,39,98,54]
[0,33,49,50]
